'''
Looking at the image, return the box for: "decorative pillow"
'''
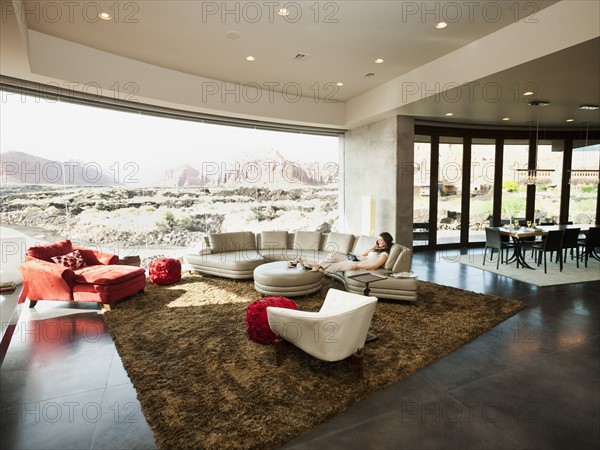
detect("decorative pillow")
[51,249,86,269]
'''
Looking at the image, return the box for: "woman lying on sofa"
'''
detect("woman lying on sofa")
[298,232,393,273]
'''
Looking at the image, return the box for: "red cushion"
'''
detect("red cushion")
[246,297,298,344]
[27,239,73,262]
[73,265,146,286]
[73,275,146,302]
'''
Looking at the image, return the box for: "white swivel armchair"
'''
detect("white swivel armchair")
[266,288,378,377]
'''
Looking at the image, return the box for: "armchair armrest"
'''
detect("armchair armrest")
[18,259,75,302]
[74,247,118,265]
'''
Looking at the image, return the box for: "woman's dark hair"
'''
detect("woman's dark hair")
[375,232,394,254]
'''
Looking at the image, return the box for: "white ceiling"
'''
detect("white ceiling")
[23,0,559,101]
[4,0,600,128]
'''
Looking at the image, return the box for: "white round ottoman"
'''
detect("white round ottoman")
[253,261,324,297]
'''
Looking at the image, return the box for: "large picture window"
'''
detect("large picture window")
[0,92,340,262]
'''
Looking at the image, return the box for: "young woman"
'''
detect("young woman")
[298,232,393,273]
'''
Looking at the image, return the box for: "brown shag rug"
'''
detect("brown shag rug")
[103,273,526,450]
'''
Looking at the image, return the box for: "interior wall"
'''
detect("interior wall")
[341,116,414,247]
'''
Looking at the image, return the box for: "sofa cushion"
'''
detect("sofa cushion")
[352,235,377,256]
[209,232,257,253]
[389,245,412,273]
[27,239,73,262]
[323,232,354,254]
[73,265,146,286]
[384,243,403,271]
[257,231,288,250]
[51,249,86,269]
[293,231,322,252]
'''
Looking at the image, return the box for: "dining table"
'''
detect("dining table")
[498,224,592,270]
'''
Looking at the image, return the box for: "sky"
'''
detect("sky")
[0,90,339,184]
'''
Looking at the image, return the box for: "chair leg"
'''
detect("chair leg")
[544,252,547,274]
[559,250,563,271]
[347,348,365,379]
[273,336,288,366]
[482,247,487,266]
[496,249,500,269]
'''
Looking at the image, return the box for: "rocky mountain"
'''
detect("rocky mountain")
[0,151,119,186]
[160,164,202,187]
[157,149,329,188]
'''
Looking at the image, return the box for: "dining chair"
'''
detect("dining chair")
[561,228,581,268]
[483,227,514,269]
[523,229,565,273]
[579,227,600,268]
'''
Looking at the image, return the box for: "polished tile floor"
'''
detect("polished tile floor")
[1,249,598,450]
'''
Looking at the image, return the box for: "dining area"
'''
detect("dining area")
[484,223,600,274]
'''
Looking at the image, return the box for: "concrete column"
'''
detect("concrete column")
[341,115,414,247]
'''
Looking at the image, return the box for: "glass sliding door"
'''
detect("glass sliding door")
[437,137,463,245]
[413,135,432,246]
[534,139,563,224]
[569,140,600,223]
[501,140,529,224]
[469,138,496,242]
[413,124,599,251]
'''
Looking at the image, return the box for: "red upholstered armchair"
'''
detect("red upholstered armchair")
[18,239,146,310]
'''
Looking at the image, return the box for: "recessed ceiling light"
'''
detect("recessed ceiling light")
[502,117,510,121]
[225,31,240,39]
[336,82,344,86]
[98,12,111,20]
[246,56,255,61]
[293,53,309,61]
[277,8,290,16]
[528,100,550,106]
[445,112,454,116]
[523,91,534,96]
[579,104,600,110]
[565,119,575,122]
[436,22,447,29]
[375,58,384,64]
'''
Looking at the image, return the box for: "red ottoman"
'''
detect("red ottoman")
[149,258,181,285]
[246,296,297,344]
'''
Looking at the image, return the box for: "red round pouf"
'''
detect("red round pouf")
[246,297,298,344]
[149,258,182,285]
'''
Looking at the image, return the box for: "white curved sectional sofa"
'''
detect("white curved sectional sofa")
[184,230,418,302]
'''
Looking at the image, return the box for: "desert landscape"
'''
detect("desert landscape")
[0,184,338,257]
[0,150,339,260]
